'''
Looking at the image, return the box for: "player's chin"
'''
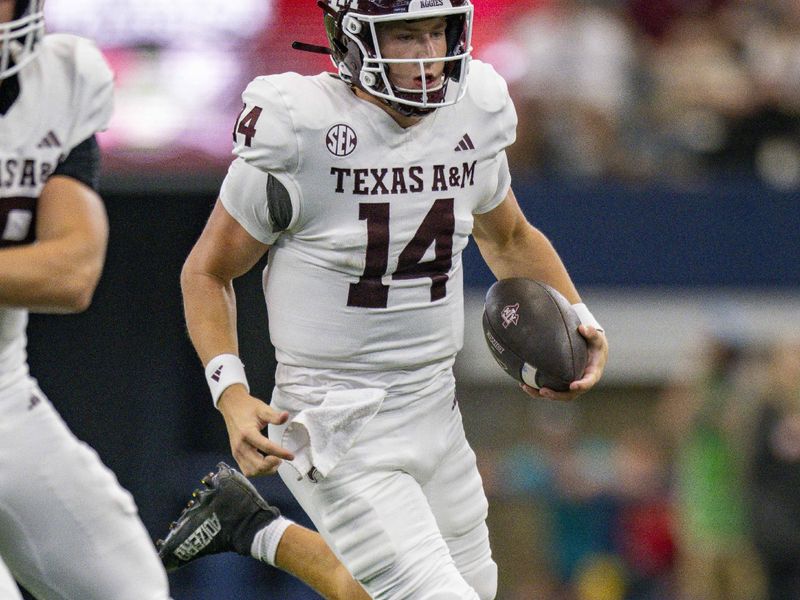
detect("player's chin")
[408,74,444,90]
[402,81,426,92]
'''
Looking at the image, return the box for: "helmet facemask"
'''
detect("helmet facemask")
[325,1,473,117]
[1,0,46,80]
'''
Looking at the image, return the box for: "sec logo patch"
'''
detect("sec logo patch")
[326,124,358,157]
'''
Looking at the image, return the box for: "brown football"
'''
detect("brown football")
[481,278,588,392]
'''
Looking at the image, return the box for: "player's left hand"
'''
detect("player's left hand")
[522,324,608,402]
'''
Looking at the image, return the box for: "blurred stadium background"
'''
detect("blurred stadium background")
[23,0,800,598]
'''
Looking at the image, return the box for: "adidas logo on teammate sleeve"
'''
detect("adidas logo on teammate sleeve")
[36,131,61,148]
[454,133,475,152]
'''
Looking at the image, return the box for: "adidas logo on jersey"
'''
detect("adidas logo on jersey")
[36,131,61,149]
[454,133,475,152]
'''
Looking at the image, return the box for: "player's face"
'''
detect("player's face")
[0,0,15,24]
[375,17,448,92]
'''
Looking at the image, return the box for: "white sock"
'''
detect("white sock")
[251,516,294,566]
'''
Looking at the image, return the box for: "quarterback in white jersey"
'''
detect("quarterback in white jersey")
[176,1,608,598]
[0,1,170,598]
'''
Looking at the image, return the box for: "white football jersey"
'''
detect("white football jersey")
[0,34,114,391]
[220,60,516,372]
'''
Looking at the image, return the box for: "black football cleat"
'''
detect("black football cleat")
[156,462,281,572]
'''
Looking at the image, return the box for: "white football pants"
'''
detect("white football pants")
[0,379,171,600]
[271,384,498,600]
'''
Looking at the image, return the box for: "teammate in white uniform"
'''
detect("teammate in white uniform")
[0,1,171,598]
[170,1,608,598]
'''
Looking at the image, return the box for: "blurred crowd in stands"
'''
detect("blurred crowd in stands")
[480,334,800,600]
[466,4,800,596]
[485,0,800,189]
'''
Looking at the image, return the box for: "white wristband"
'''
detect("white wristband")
[571,303,604,333]
[205,353,250,410]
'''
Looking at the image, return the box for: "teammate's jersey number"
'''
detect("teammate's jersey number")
[347,199,455,309]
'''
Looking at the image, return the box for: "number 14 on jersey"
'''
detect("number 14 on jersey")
[348,198,455,309]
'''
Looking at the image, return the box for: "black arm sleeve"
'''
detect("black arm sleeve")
[52,135,102,192]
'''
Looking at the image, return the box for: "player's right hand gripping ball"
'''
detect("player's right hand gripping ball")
[482,278,588,392]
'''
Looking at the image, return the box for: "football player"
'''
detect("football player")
[165,1,608,598]
[0,1,170,598]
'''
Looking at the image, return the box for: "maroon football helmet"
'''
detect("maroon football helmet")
[1,0,45,79]
[321,0,474,117]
